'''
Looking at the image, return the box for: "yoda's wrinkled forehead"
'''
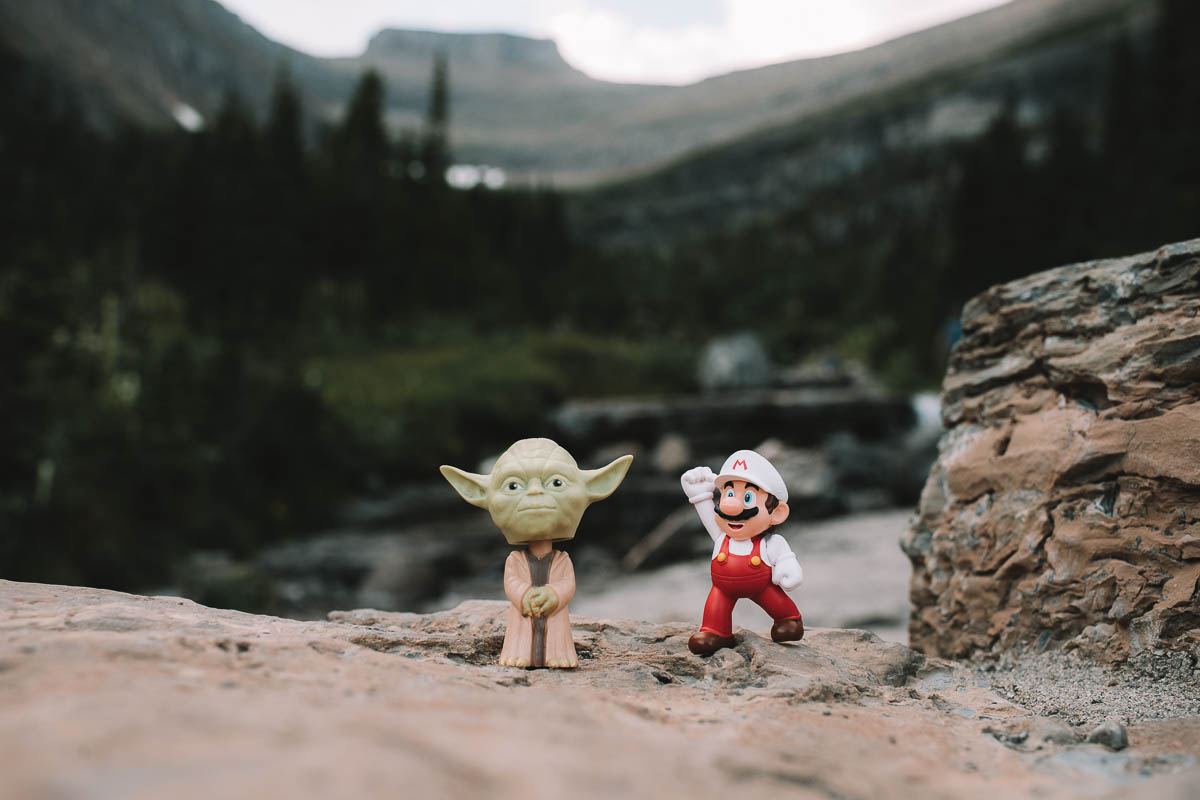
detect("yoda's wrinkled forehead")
[490,439,580,487]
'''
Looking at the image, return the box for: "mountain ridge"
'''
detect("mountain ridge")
[0,0,1152,185]
[565,0,1155,247]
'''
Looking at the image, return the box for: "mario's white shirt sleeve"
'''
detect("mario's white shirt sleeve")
[690,497,725,545]
[763,533,803,590]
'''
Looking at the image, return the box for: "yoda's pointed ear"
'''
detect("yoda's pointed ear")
[439,465,491,509]
[583,454,633,502]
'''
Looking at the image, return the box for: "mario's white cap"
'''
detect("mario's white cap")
[715,449,788,504]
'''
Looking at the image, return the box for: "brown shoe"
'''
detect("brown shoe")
[771,616,804,643]
[688,630,738,656]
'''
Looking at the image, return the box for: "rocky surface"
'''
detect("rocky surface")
[549,385,915,458]
[903,239,1200,663]
[696,333,774,392]
[979,649,1200,726]
[4,580,1199,799]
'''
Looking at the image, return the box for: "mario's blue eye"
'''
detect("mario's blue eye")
[725,489,735,499]
[743,490,757,507]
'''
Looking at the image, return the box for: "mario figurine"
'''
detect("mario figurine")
[680,450,805,656]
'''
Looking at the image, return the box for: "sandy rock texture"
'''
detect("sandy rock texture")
[903,239,1200,662]
[3,580,1199,799]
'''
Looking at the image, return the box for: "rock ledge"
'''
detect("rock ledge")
[2,580,1198,799]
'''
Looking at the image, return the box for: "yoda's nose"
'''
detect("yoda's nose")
[526,479,545,495]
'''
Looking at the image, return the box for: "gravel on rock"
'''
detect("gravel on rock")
[977,649,1200,727]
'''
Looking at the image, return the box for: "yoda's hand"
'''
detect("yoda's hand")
[522,586,559,617]
[532,586,559,617]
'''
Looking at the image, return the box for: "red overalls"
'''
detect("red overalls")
[700,535,801,638]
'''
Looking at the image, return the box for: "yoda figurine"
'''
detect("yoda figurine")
[440,438,632,668]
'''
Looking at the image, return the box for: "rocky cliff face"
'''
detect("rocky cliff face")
[904,239,1200,664]
[363,30,579,74]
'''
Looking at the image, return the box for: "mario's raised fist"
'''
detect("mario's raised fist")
[680,466,716,504]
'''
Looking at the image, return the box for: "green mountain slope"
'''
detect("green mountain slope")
[566,0,1154,247]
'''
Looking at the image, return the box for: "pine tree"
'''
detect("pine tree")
[211,87,259,168]
[420,52,451,185]
[261,67,311,325]
[949,97,1031,300]
[331,69,389,181]
[1101,35,1142,159]
[1036,107,1096,267]
[264,67,306,181]
[1147,0,1200,237]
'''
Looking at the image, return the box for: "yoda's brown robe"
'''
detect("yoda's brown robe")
[501,549,577,667]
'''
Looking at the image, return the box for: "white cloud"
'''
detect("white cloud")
[552,0,1012,85]
[220,0,1012,84]
[547,8,728,85]
[222,0,556,57]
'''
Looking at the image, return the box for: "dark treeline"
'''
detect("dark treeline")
[936,1,1198,372]
[0,51,626,591]
[2,0,1197,594]
[951,1,1200,297]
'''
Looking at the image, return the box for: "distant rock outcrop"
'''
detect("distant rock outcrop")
[363,30,579,74]
[904,239,1200,663]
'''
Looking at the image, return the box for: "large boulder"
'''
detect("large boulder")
[903,239,1200,663]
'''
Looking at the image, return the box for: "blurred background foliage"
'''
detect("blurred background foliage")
[1,0,1198,593]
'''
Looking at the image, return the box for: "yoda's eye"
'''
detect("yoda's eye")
[506,481,522,491]
[742,490,757,507]
[550,478,564,488]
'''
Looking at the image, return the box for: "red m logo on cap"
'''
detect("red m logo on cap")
[732,459,748,470]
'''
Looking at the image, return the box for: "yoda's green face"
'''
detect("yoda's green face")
[440,438,633,545]
[487,442,590,542]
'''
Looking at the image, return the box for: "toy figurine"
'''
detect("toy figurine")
[680,450,805,656]
[440,438,632,668]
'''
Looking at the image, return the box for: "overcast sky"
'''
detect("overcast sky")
[221,0,1012,85]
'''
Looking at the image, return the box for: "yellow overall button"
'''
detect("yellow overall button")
[716,552,727,563]
[750,556,762,566]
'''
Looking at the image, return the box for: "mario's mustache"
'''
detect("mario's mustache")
[715,506,759,522]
